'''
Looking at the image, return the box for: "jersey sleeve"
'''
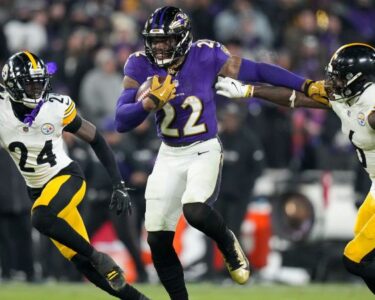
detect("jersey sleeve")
[214,42,231,74]
[123,52,150,84]
[62,97,77,126]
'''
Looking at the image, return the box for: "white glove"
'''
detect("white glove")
[215,76,254,99]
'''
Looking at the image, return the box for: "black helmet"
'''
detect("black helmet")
[142,6,193,67]
[1,51,51,108]
[326,43,375,102]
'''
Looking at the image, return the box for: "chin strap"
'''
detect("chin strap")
[23,99,44,127]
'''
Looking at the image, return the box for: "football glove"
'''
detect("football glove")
[149,75,176,110]
[303,79,330,106]
[215,76,254,98]
[110,181,132,216]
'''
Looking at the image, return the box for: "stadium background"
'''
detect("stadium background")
[0,0,375,298]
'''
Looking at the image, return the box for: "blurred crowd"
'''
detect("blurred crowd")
[0,0,374,283]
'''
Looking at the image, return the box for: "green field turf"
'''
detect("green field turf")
[0,282,373,300]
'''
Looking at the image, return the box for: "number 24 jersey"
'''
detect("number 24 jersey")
[331,84,375,180]
[0,92,77,188]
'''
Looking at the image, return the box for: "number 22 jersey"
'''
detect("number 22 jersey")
[0,91,77,188]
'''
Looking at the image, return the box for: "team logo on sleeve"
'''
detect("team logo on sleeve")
[41,123,55,135]
[357,112,366,126]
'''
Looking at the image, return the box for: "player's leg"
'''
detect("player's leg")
[145,146,188,300]
[54,207,149,299]
[343,190,375,293]
[181,138,250,285]
[31,175,95,258]
[30,175,125,291]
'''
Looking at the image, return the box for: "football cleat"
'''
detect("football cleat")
[222,230,250,284]
[92,252,126,291]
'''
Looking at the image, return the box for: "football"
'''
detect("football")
[136,76,166,102]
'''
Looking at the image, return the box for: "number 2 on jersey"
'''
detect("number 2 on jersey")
[161,96,207,137]
[8,140,57,172]
[349,130,367,168]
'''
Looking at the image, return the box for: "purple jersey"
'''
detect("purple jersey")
[124,40,229,145]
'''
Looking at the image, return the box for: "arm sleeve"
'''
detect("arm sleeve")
[63,114,82,133]
[238,58,306,91]
[115,88,150,132]
[89,130,122,185]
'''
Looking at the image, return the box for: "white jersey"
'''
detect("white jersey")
[0,91,77,188]
[330,84,375,180]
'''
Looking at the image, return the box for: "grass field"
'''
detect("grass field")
[0,282,373,300]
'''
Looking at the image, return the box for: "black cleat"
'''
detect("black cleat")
[222,230,250,284]
[92,251,126,291]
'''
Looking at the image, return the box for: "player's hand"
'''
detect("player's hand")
[215,76,254,98]
[148,75,176,110]
[110,181,132,216]
[303,79,330,105]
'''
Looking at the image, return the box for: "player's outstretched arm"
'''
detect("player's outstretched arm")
[219,55,328,103]
[215,76,330,109]
[65,117,132,215]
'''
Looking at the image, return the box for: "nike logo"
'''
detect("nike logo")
[198,150,209,156]
[231,82,239,94]
[160,90,166,97]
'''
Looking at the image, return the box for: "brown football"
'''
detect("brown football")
[136,76,166,102]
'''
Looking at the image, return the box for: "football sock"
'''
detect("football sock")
[183,202,233,251]
[31,205,94,258]
[343,255,375,294]
[147,231,188,300]
[72,254,149,300]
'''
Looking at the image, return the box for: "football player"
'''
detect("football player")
[216,43,375,294]
[115,6,326,299]
[0,51,149,300]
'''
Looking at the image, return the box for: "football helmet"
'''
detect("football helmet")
[142,6,193,67]
[325,43,375,102]
[1,51,51,108]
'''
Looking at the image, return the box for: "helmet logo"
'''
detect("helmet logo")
[170,13,188,30]
[2,64,9,80]
[41,123,55,135]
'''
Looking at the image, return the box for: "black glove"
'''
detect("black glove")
[110,181,132,215]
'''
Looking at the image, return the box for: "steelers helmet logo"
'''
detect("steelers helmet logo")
[2,64,9,81]
[41,123,55,135]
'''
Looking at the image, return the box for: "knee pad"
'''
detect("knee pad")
[183,202,211,229]
[31,206,57,234]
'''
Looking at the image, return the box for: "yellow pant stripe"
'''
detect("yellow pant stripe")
[344,192,375,263]
[31,176,89,260]
[57,180,86,219]
[32,175,71,210]
[51,207,90,260]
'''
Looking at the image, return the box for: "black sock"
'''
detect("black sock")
[148,231,188,300]
[32,206,94,258]
[72,254,149,300]
[183,203,232,252]
[343,255,375,294]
